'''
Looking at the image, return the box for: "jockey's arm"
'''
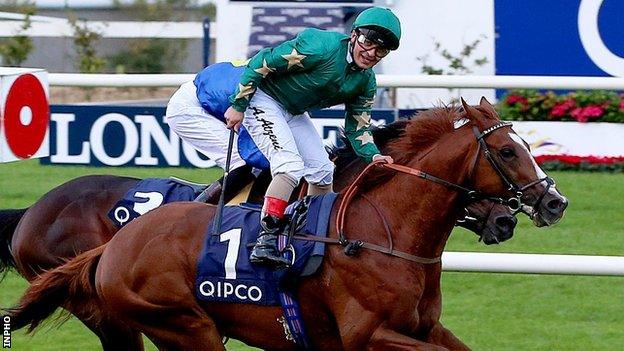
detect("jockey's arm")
[344,75,382,163]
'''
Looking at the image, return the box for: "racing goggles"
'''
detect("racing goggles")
[355,29,391,58]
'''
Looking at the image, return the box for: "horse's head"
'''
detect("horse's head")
[331,121,518,243]
[458,200,517,245]
[460,97,568,227]
[387,97,567,228]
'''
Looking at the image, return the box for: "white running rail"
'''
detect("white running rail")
[47,73,624,90]
[0,12,212,39]
[442,252,624,276]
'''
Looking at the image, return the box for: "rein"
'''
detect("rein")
[295,120,553,264]
[296,160,441,265]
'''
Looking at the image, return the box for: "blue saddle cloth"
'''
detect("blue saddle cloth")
[108,178,201,228]
[195,193,337,306]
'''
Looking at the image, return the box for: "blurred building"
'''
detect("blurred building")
[3,0,622,108]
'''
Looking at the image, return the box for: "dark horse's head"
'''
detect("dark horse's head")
[456,199,517,245]
[330,117,519,244]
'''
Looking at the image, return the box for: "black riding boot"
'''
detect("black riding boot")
[249,214,291,267]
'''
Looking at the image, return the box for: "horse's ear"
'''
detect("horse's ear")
[479,96,499,120]
[461,97,480,121]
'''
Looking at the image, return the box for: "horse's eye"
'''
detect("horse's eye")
[500,148,515,160]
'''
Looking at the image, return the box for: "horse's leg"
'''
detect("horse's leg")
[131,313,224,351]
[88,319,143,351]
[63,301,144,351]
[96,231,224,350]
[335,310,449,351]
[367,326,450,351]
[100,283,224,351]
[99,279,224,350]
[425,323,471,351]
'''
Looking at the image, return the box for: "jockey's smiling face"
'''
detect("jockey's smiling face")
[350,30,389,69]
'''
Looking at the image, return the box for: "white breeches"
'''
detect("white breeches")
[242,89,334,186]
[165,81,246,170]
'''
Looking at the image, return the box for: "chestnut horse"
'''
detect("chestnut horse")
[11,99,567,350]
[0,122,516,350]
[0,144,515,350]
[0,121,516,280]
[7,98,567,350]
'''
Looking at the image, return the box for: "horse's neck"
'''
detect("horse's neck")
[356,147,472,258]
[365,180,459,258]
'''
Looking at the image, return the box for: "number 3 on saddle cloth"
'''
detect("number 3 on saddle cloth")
[108,178,205,228]
[195,193,337,347]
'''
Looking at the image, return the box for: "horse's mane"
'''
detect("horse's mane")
[329,104,497,191]
[330,106,467,174]
[328,120,409,174]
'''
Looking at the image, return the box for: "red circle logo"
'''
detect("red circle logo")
[3,73,49,159]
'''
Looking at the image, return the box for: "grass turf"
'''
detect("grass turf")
[1,160,622,350]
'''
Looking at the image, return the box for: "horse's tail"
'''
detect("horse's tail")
[5,244,106,333]
[0,208,28,277]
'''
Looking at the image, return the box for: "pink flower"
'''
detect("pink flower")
[570,105,604,123]
[550,105,566,117]
[550,98,575,117]
[506,94,528,107]
[584,105,604,118]
[620,97,624,111]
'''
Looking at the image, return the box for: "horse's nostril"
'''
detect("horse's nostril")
[547,198,566,211]
[495,216,517,230]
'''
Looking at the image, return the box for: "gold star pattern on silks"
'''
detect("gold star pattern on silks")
[235,83,255,100]
[355,132,374,145]
[254,59,275,78]
[363,98,375,108]
[281,48,306,69]
[354,111,372,130]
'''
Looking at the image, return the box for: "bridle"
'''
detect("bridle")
[469,122,554,215]
[296,120,554,264]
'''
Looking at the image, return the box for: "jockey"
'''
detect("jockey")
[223,6,402,266]
[165,62,256,203]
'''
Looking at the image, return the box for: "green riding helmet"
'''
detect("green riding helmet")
[352,7,401,50]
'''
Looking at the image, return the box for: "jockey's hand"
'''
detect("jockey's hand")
[373,154,394,164]
[225,107,244,132]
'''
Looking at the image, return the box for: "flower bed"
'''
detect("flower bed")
[497,89,624,123]
[497,90,624,172]
[536,155,624,172]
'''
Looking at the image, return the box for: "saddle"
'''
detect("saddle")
[195,193,337,306]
